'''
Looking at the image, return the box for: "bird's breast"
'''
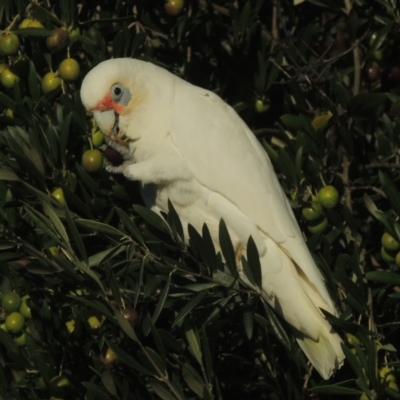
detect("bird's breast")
[140,179,221,245]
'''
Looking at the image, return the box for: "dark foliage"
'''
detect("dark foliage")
[0,1,400,399]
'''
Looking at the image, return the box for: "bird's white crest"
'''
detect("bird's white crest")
[81,58,345,379]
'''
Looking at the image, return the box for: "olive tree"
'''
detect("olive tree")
[0,0,400,399]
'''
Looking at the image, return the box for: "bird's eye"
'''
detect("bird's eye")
[110,83,131,106]
[111,84,124,102]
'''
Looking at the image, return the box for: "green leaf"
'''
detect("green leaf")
[81,382,111,399]
[183,362,206,398]
[334,269,366,315]
[88,245,125,267]
[158,329,182,353]
[262,300,291,349]
[134,257,146,308]
[384,386,400,399]
[0,92,15,110]
[246,236,262,289]
[149,380,178,400]
[182,373,204,398]
[364,194,395,236]
[266,50,283,91]
[64,207,87,263]
[0,168,18,181]
[28,61,40,102]
[365,22,394,61]
[365,271,400,285]
[0,329,18,353]
[379,171,400,215]
[75,219,127,237]
[151,271,172,326]
[13,28,53,36]
[105,339,153,376]
[348,93,387,116]
[41,200,70,248]
[72,261,106,295]
[185,325,203,367]
[185,283,217,292]
[146,347,167,375]
[172,291,208,328]
[134,205,170,234]
[147,316,167,363]
[280,114,314,135]
[276,149,299,185]
[201,223,220,273]
[243,296,254,340]
[69,296,113,319]
[24,206,60,244]
[59,112,72,166]
[114,309,139,343]
[199,325,213,384]
[167,199,184,242]
[116,207,145,245]
[218,219,238,279]
[241,257,256,288]
[310,385,362,395]
[341,344,370,394]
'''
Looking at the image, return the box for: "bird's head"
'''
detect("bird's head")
[81,58,170,140]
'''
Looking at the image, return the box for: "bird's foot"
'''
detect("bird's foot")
[101,137,135,174]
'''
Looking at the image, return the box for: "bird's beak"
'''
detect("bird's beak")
[93,110,118,137]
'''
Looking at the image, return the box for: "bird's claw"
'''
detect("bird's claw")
[105,137,133,160]
[102,137,135,174]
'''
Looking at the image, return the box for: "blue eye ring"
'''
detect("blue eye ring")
[110,83,131,106]
[111,84,124,101]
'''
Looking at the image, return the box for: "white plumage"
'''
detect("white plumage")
[81,58,345,379]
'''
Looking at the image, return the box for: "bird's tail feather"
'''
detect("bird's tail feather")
[296,327,345,379]
[255,238,345,379]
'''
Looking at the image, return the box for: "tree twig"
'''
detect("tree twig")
[364,163,400,170]
[271,0,279,51]
[343,0,362,96]
[349,186,387,198]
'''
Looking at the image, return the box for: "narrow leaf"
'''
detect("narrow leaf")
[0,169,18,181]
[167,199,184,242]
[115,309,139,343]
[243,296,254,340]
[218,219,238,278]
[365,271,400,285]
[262,300,291,349]
[152,272,172,325]
[75,219,126,237]
[105,339,153,376]
[41,200,70,247]
[311,385,362,395]
[172,291,208,328]
[116,207,144,245]
[185,326,203,367]
[246,236,262,289]
[150,380,178,400]
[379,171,400,215]
[134,205,170,234]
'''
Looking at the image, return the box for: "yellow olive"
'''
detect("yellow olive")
[5,311,25,333]
[317,185,339,209]
[381,232,400,252]
[381,246,396,263]
[58,58,80,81]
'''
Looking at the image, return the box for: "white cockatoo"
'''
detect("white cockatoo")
[80,58,345,379]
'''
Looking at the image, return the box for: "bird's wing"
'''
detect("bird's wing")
[169,82,335,311]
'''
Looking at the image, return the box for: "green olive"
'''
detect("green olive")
[1,292,21,312]
[5,311,25,333]
[302,201,324,222]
